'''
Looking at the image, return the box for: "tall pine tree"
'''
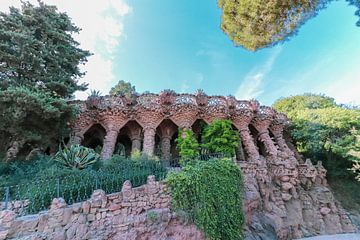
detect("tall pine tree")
[0,1,91,161]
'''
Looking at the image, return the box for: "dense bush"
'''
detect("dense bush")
[202,119,239,156]
[167,159,244,240]
[175,128,200,166]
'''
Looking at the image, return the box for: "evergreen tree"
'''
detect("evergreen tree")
[0,1,91,160]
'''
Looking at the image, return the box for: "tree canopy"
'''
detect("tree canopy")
[109,80,137,97]
[218,0,360,51]
[0,1,90,160]
[273,94,360,178]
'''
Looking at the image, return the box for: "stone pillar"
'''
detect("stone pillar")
[257,130,277,157]
[71,132,83,145]
[235,140,246,161]
[270,124,293,157]
[101,129,118,160]
[239,126,260,162]
[143,127,156,156]
[161,136,171,160]
[252,120,277,158]
[131,137,142,152]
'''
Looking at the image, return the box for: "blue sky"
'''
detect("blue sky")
[1,0,360,105]
[114,0,360,105]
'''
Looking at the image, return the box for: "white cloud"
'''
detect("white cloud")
[235,46,282,100]
[323,70,360,106]
[0,0,131,99]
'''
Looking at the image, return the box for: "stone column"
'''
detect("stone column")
[71,132,83,145]
[101,129,118,160]
[252,119,277,158]
[161,136,172,160]
[235,139,246,161]
[239,126,260,162]
[270,124,293,156]
[143,127,156,156]
[131,137,142,152]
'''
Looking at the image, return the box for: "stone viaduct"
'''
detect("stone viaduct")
[69,91,357,239]
[70,91,292,163]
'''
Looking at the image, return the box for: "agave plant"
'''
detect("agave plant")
[89,89,102,97]
[54,145,100,170]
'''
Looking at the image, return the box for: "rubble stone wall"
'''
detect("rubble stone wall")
[0,176,203,240]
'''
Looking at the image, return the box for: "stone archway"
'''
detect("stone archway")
[156,119,179,160]
[115,120,143,157]
[249,124,266,158]
[191,119,207,154]
[82,124,106,152]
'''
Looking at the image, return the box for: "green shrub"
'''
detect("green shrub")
[202,119,239,156]
[166,159,244,240]
[53,145,100,170]
[0,153,168,214]
[176,128,200,166]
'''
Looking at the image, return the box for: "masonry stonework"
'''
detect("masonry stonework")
[68,91,357,239]
[0,176,204,240]
[1,92,356,239]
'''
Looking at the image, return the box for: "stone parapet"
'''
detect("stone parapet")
[0,176,204,240]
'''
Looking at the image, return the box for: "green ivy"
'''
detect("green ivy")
[166,159,244,240]
[176,128,200,166]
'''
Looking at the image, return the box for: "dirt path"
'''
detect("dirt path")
[300,233,360,240]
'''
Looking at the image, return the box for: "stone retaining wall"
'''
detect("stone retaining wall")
[0,176,204,240]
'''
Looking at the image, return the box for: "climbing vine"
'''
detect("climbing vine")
[166,159,244,240]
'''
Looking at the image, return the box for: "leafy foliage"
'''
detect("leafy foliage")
[0,87,75,155]
[0,1,90,159]
[109,80,137,97]
[53,145,100,169]
[176,128,200,166]
[202,119,239,156]
[350,161,360,181]
[167,159,244,240]
[273,94,360,178]
[218,0,360,51]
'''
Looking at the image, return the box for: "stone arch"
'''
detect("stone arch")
[115,120,143,157]
[82,124,106,151]
[191,119,207,144]
[249,124,266,157]
[156,119,179,160]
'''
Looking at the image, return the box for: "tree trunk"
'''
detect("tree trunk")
[5,140,25,162]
